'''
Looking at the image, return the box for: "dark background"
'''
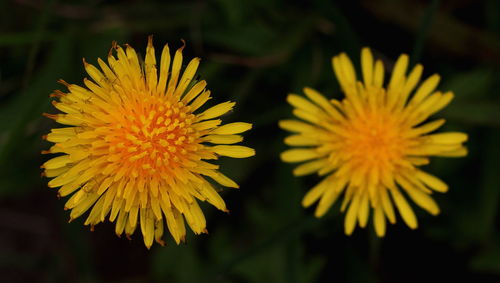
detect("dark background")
[0,0,499,282]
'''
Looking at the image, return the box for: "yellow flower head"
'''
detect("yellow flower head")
[280,48,467,237]
[42,37,255,248]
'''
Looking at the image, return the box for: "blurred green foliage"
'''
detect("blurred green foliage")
[0,0,499,282]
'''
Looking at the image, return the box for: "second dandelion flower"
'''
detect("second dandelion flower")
[280,48,467,236]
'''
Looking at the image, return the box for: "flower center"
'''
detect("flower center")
[341,110,409,172]
[104,96,200,176]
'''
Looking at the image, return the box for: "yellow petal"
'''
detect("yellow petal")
[154,220,165,245]
[115,209,127,236]
[198,181,227,211]
[401,64,423,102]
[357,192,370,228]
[84,61,109,89]
[374,206,386,237]
[373,60,384,88]
[302,177,330,208]
[48,171,78,188]
[332,56,346,90]
[193,119,221,131]
[435,146,468,157]
[293,159,328,176]
[313,175,348,216]
[212,145,255,158]
[109,197,123,222]
[184,201,206,234]
[43,155,72,170]
[388,53,409,90]
[284,135,320,146]
[344,192,361,235]
[167,45,184,93]
[279,120,316,133]
[182,80,207,104]
[339,53,357,87]
[97,57,117,82]
[140,208,155,249]
[410,74,440,105]
[303,87,344,121]
[281,149,319,163]
[292,109,322,125]
[208,171,239,188]
[314,186,340,218]
[204,134,243,144]
[211,122,252,135]
[426,132,468,144]
[424,91,454,116]
[405,119,445,137]
[69,193,100,220]
[198,101,235,121]
[44,167,69,178]
[390,188,418,229]
[100,185,116,221]
[415,170,448,192]
[150,196,162,220]
[128,205,139,228]
[157,44,171,95]
[407,187,440,215]
[85,194,106,226]
[189,90,211,112]
[287,94,323,115]
[125,45,142,77]
[145,36,158,92]
[396,176,440,215]
[361,47,374,86]
[96,177,114,195]
[174,58,200,97]
[381,175,397,203]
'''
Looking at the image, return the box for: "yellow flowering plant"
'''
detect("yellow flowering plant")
[42,37,255,248]
[280,48,467,236]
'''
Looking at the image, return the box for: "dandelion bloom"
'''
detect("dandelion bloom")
[280,48,467,236]
[42,37,254,248]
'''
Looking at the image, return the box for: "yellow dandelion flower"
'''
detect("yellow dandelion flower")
[280,48,467,237]
[42,37,255,248]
